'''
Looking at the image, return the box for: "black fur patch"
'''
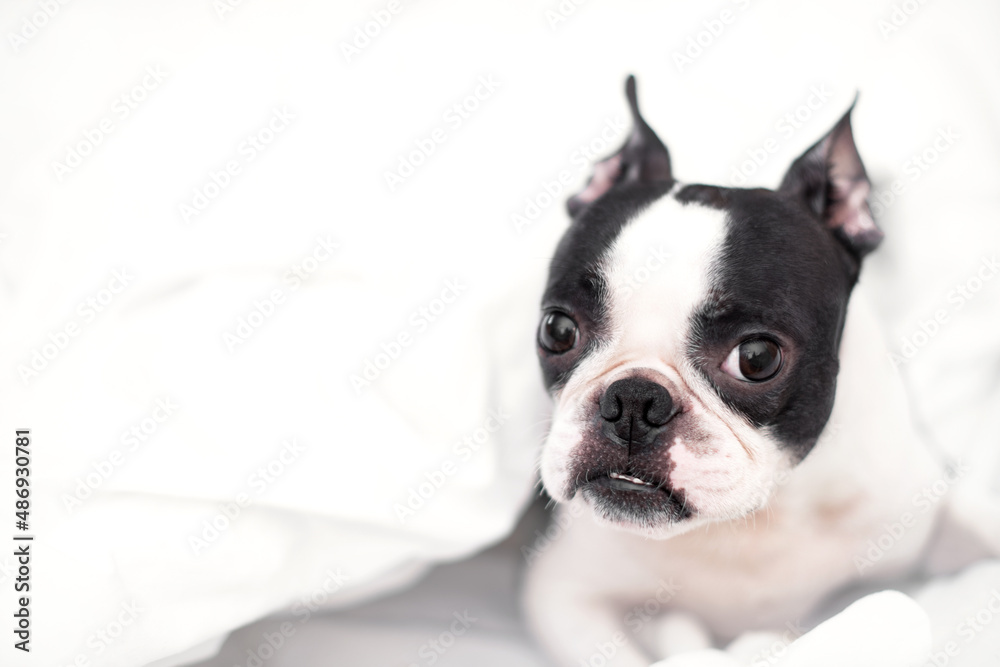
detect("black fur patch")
[682,185,859,459]
[539,181,674,391]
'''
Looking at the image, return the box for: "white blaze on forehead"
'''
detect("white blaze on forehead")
[600,193,728,364]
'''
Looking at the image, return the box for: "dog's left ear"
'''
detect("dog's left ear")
[778,101,883,258]
[566,75,673,218]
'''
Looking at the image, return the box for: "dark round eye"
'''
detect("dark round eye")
[722,338,782,382]
[538,312,579,354]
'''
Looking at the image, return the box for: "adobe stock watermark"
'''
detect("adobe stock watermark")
[868,127,960,218]
[51,65,168,182]
[511,115,627,234]
[61,398,179,513]
[521,501,586,565]
[7,0,73,53]
[887,254,998,371]
[339,0,408,63]
[955,589,1000,649]
[728,84,833,186]
[671,0,753,73]
[62,600,144,667]
[622,578,683,636]
[213,0,250,20]
[223,234,340,352]
[544,0,589,31]
[393,407,510,524]
[745,420,844,510]
[749,620,807,667]
[854,458,971,575]
[16,268,134,385]
[188,438,306,556]
[407,611,478,667]
[234,568,352,667]
[178,106,295,223]
[923,589,1000,667]
[289,567,352,624]
[620,246,672,301]
[577,578,682,667]
[383,76,501,192]
[878,0,930,40]
[350,278,467,394]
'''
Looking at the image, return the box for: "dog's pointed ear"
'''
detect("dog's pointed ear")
[778,99,883,258]
[566,75,673,218]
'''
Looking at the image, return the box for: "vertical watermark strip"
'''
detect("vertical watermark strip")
[12,429,33,652]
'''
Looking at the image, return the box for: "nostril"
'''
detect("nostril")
[600,392,622,422]
[644,391,674,426]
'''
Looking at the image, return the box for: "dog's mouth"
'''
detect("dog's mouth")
[602,471,659,493]
[575,470,692,527]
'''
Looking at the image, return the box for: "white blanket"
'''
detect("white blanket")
[0,0,997,666]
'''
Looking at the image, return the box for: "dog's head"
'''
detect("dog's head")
[537,76,881,537]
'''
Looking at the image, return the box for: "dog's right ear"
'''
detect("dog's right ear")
[566,75,673,218]
[778,101,883,259]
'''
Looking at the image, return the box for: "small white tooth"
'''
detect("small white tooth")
[609,472,653,486]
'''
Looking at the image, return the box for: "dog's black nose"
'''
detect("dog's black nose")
[600,378,675,447]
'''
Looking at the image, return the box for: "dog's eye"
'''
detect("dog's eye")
[538,312,579,354]
[722,338,782,382]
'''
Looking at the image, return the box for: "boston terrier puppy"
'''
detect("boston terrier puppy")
[524,76,942,666]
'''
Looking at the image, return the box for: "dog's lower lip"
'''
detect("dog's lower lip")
[577,472,691,524]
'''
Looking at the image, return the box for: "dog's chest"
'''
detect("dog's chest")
[563,478,935,641]
[640,508,871,638]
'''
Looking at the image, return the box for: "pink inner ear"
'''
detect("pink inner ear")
[828,175,879,239]
[573,154,622,205]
